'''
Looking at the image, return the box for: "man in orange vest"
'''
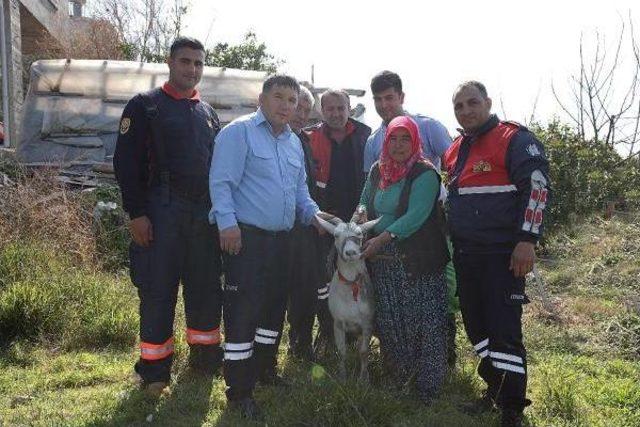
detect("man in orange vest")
[443,81,550,427]
[306,89,371,353]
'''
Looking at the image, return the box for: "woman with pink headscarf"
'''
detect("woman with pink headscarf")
[354,116,450,402]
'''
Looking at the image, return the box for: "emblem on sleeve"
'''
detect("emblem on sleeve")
[526,143,541,157]
[522,170,548,235]
[120,118,131,135]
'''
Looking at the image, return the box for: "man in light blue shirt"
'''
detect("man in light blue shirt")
[363,71,452,172]
[209,74,322,420]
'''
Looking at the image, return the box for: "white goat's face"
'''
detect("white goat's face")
[333,222,365,262]
[315,215,380,262]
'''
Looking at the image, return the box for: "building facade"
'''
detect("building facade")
[1,0,83,146]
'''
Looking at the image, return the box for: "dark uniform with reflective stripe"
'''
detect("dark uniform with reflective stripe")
[286,130,325,360]
[443,115,550,411]
[114,82,222,383]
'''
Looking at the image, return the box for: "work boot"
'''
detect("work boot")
[141,381,170,399]
[257,369,291,388]
[460,390,497,414]
[500,408,524,427]
[228,397,263,421]
[133,372,170,399]
[187,344,223,376]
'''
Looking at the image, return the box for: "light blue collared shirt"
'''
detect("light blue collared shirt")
[209,108,319,231]
[363,113,452,172]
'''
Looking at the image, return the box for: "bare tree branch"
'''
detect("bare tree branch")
[553,12,640,155]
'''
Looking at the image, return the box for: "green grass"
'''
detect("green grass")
[0,213,639,426]
[0,242,137,349]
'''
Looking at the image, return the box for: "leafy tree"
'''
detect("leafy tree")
[89,0,189,62]
[533,120,640,229]
[205,32,282,73]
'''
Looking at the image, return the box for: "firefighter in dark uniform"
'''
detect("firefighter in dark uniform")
[286,85,324,361]
[443,81,550,427]
[113,37,222,395]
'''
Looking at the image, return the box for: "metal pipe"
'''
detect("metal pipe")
[0,0,11,147]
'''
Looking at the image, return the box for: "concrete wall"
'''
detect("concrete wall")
[1,0,68,147]
[1,0,25,146]
[20,0,67,38]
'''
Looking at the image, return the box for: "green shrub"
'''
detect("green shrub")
[79,186,130,272]
[0,242,137,349]
[533,121,640,229]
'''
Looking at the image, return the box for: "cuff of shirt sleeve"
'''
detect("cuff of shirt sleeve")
[517,231,539,244]
[384,225,407,241]
[302,205,321,226]
[216,213,238,231]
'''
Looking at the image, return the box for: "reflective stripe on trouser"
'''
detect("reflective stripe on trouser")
[317,285,329,300]
[130,188,223,383]
[140,337,175,360]
[453,250,529,410]
[186,327,222,345]
[222,227,290,401]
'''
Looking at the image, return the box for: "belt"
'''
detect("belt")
[170,184,209,203]
[151,175,209,203]
[239,223,289,238]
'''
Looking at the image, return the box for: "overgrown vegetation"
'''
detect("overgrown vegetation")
[0,162,135,349]
[535,120,640,229]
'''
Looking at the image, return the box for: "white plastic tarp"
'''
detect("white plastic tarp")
[17,59,267,166]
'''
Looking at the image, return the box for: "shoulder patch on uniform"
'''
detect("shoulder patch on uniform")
[526,143,541,157]
[120,118,131,135]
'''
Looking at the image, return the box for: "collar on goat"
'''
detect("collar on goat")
[338,270,363,301]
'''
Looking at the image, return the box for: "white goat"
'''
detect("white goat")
[316,215,379,383]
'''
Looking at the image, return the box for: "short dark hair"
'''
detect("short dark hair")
[320,89,350,109]
[454,80,489,100]
[371,70,402,95]
[170,37,205,57]
[262,74,300,94]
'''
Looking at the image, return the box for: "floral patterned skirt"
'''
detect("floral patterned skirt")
[368,241,448,402]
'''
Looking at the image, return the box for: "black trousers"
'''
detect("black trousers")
[453,250,530,411]
[222,224,290,401]
[286,223,324,358]
[314,236,335,350]
[130,188,223,383]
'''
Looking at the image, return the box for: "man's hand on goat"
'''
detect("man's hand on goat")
[129,215,153,247]
[220,225,242,255]
[361,231,393,259]
[510,241,536,277]
[313,211,334,235]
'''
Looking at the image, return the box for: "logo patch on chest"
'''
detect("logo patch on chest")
[472,160,492,173]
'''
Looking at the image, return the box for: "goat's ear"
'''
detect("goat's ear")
[359,218,381,233]
[315,214,339,235]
